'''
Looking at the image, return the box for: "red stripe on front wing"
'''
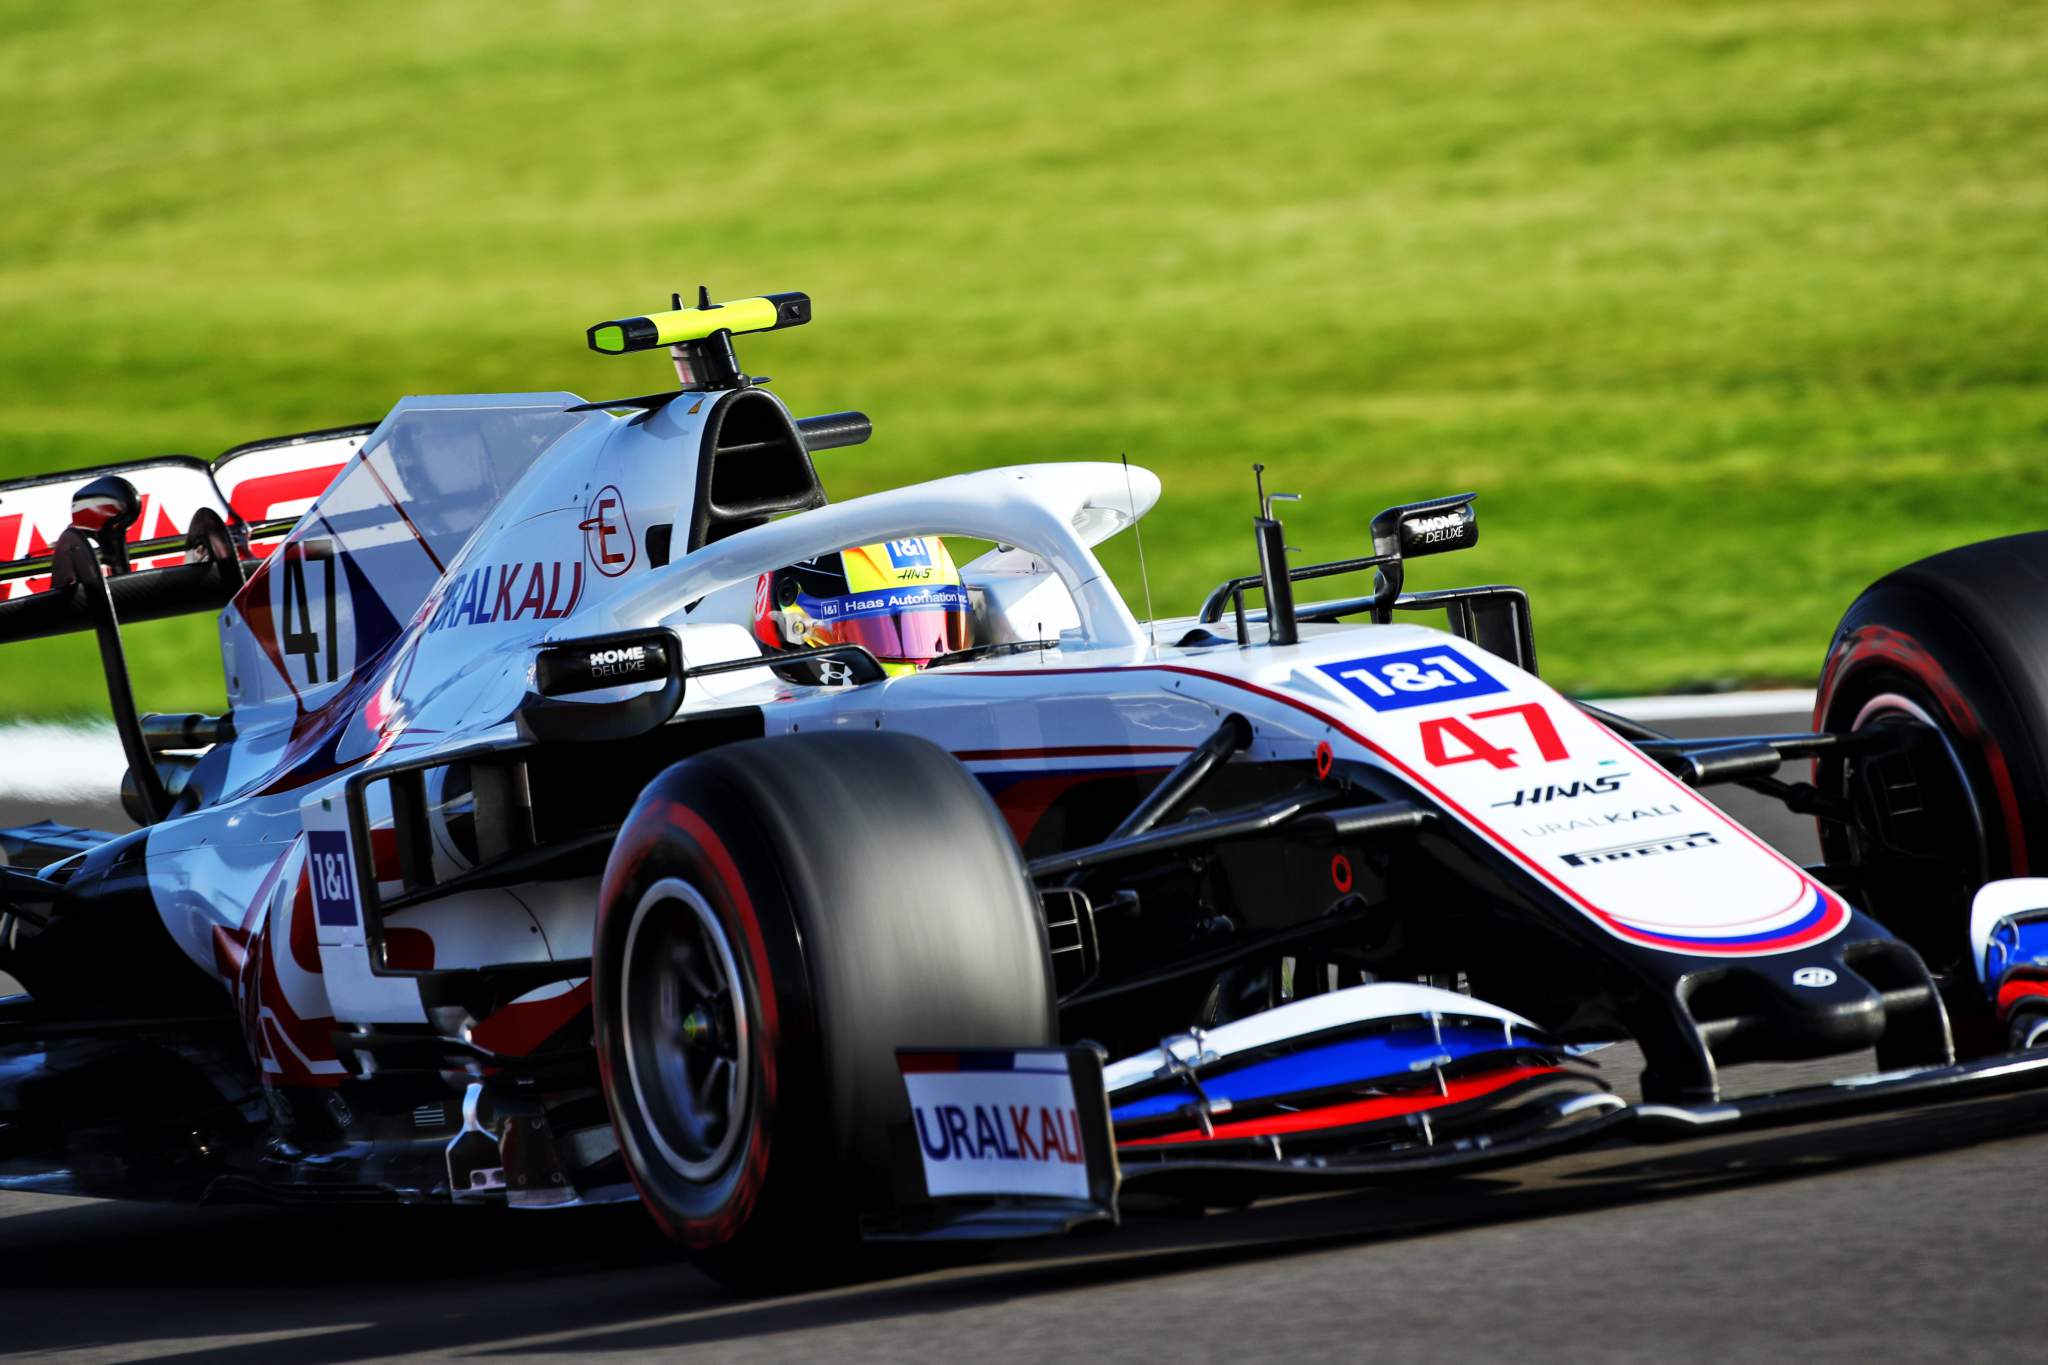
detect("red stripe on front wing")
[1119,1065,1560,1146]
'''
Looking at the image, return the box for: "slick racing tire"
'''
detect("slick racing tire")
[593,731,1056,1290]
[1815,531,2048,981]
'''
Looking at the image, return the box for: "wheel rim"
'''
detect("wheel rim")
[1838,691,1989,966]
[620,876,752,1182]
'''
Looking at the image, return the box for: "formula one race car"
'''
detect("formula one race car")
[5,290,2048,1286]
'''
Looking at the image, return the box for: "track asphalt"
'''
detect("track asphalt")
[3,709,2033,1363]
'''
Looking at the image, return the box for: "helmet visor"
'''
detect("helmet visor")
[795,583,974,665]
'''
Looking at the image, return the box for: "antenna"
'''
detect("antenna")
[1251,463,1301,646]
[1122,453,1156,653]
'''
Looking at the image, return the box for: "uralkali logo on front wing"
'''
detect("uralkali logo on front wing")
[900,1050,1092,1200]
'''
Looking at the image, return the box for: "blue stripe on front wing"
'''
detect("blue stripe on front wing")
[1110,1019,1543,1122]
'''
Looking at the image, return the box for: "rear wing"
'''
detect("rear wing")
[211,423,376,556]
[0,423,370,608]
[0,423,369,823]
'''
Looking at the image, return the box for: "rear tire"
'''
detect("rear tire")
[1815,532,2048,980]
[593,731,1056,1290]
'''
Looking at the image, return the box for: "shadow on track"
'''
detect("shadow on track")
[8,1085,2048,1362]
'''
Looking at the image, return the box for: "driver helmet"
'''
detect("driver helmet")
[753,537,974,677]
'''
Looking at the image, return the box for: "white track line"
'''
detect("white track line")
[1584,689,1816,723]
[0,722,128,800]
[0,691,1822,802]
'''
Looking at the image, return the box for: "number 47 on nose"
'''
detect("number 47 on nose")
[1417,702,1570,771]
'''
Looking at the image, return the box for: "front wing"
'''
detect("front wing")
[874,1024,2048,1242]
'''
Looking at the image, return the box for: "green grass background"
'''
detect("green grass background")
[1,0,2043,718]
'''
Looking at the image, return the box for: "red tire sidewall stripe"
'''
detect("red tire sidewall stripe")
[1826,623,2029,876]
[596,794,784,1249]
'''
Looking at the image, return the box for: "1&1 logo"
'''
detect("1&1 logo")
[886,538,934,569]
[306,829,358,927]
[1317,646,1508,712]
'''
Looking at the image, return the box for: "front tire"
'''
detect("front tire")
[1815,532,2048,979]
[593,731,1056,1288]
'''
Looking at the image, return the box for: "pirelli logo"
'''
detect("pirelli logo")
[1560,830,1719,868]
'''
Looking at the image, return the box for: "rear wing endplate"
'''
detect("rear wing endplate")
[0,423,371,614]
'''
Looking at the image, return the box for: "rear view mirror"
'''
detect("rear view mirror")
[516,629,686,743]
[1369,493,1477,560]
[1365,492,1478,625]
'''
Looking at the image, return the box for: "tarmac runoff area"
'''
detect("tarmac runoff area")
[6,693,2040,1363]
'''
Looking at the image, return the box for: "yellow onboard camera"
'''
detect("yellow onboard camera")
[587,288,811,355]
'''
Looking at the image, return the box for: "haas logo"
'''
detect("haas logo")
[580,485,636,577]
